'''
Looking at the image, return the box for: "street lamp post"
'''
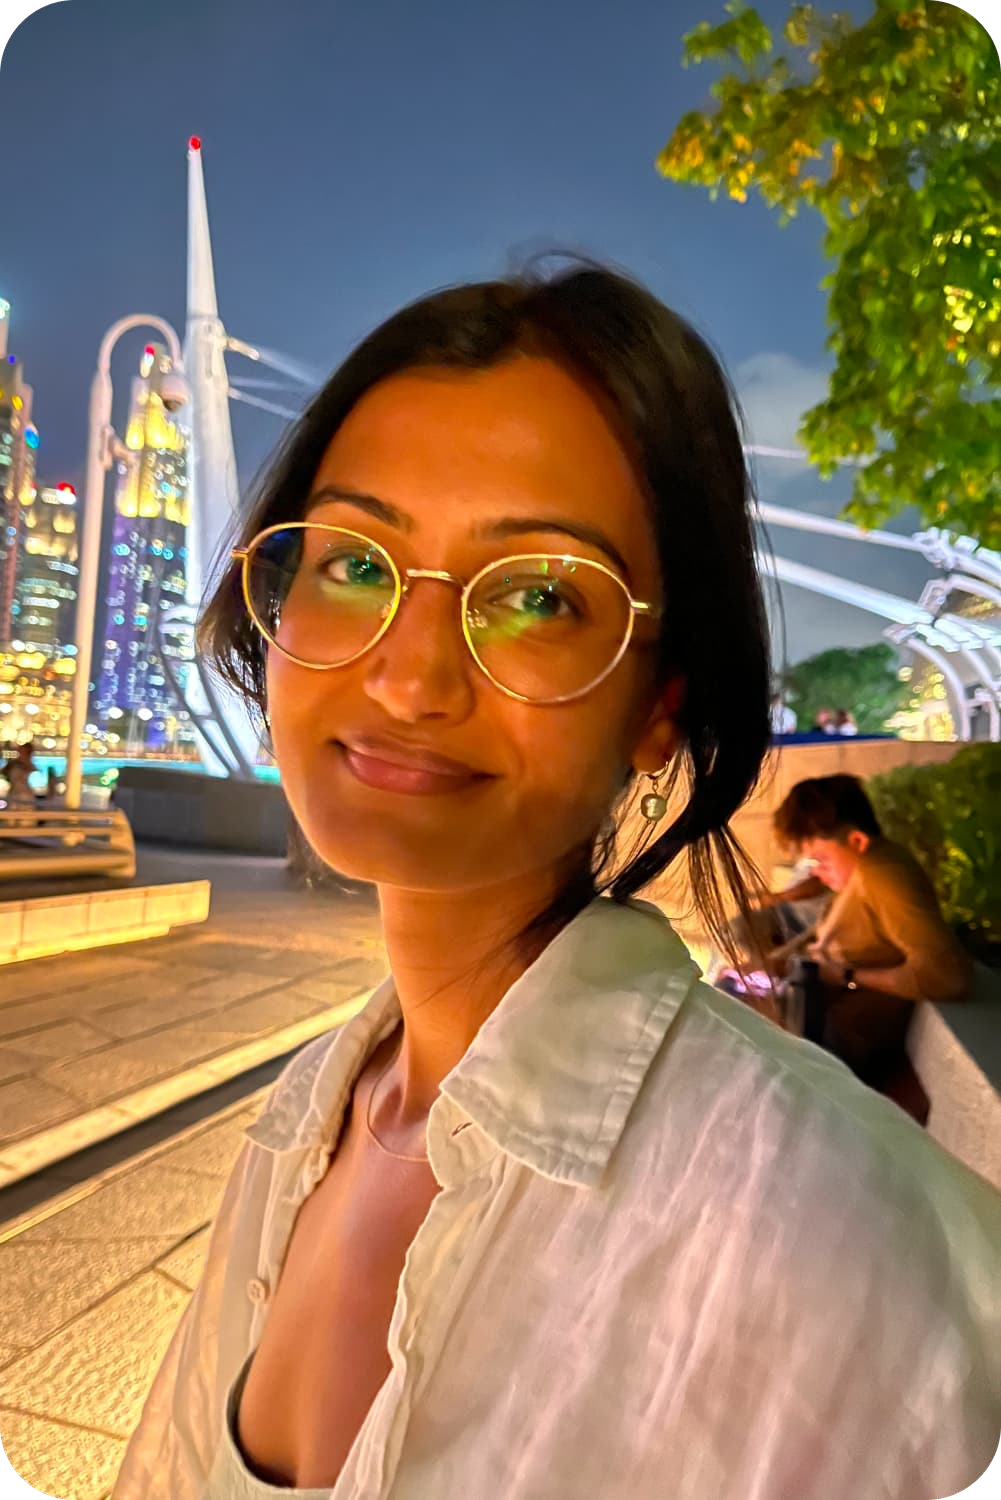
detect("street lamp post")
[64,315,188,810]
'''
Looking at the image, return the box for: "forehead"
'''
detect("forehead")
[311,357,654,561]
[803,836,841,853]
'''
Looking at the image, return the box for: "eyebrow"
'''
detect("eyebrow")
[305,486,633,582]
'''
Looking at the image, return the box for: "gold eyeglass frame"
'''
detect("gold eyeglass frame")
[231,521,661,706]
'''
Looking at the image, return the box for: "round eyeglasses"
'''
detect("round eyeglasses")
[232,522,661,705]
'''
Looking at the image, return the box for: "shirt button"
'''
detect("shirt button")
[247,1276,270,1305]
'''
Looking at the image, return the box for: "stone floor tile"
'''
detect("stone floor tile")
[0,953,159,1006]
[0,1078,80,1143]
[0,1001,98,1043]
[155,1227,212,1292]
[287,968,384,1008]
[0,1407,125,1500]
[93,988,245,1041]
[182,970,282,1006]
[21,1163,224,1244]
[213,987,328,1037]
[150,1118,248,1182]
[39,1028,249,1107]
[0,1237,179,1348]
[7,1022,112,1064]
[0,1049,32,1087]
[0,1271,189,1437]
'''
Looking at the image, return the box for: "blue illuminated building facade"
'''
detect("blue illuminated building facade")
[0,321,38,645]
[94,345,197,756]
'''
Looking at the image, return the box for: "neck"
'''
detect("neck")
[376,861,589,1127]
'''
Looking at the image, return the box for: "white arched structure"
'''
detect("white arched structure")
[169,145,1001,767]
[754,487,1001,741]
[173,139,318,777]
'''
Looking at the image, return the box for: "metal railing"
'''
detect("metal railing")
[0,807,136,880]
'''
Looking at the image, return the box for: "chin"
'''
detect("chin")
[292,801,500,893]
[292,794,588,899]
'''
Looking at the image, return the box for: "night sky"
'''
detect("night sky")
[3,0,937,663]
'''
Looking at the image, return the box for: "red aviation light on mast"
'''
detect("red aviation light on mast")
[188,136,202,151]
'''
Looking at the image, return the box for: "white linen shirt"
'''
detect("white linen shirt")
[113,898,1001,1500]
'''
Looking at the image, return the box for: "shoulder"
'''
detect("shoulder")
[642,978,1000,1261]
[859,838,932,892]
[631,981,1000,1418]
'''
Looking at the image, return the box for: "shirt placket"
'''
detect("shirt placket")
[338,1109,500,1500]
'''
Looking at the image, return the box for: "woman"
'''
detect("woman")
[114,267,1000,1500]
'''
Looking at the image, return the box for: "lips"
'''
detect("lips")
[334,736,492,796]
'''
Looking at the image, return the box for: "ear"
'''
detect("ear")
[631,676,685,775]
[846,829,871,856]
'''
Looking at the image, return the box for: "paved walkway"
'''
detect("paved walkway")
[0,846,386,1498]
[0,848,385,1187]
[0,1093,260,1499]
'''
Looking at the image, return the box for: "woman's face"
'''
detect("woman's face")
[267,356,674,894]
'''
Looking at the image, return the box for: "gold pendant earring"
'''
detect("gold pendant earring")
[639,763,671,823]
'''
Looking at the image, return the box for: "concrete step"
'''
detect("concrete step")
[0,880,210,967]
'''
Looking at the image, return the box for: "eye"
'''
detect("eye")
[319,549,393,588]
[483,577,584,622]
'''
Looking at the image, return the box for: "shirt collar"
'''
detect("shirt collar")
[248,897,700,1189]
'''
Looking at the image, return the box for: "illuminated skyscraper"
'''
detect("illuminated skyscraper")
[94,345,196,755]
[12,483,79,656]
[0,309,39,644]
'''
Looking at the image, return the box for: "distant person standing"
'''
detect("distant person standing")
[770,692,797,736]
[2,741,37,808]
[835,709,859,737]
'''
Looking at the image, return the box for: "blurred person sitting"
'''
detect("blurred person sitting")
[1,740,38,809]
[773,774,972,1094]
[812,707,836,735]
[835,708,858,737]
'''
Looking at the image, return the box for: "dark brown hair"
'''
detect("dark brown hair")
[774,775,883,846]
[198,261,772,958]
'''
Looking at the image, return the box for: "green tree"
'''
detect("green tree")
[657,0,1001,549]
[784,642,908,731]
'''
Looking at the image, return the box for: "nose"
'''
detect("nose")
[362,576,476,724]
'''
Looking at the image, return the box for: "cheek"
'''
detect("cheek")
[264,648,640,892]
[266,654,330,768]
[508,688,637,821]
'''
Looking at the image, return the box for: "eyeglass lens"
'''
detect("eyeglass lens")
[245,525,632,700]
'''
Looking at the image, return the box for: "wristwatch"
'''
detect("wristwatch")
[843,966,858,992]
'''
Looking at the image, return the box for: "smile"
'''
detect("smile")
[334,740,492,796]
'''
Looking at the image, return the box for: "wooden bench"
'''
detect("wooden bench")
[0,807,137,881]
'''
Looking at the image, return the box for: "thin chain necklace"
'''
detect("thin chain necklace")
[364,1040,429,1164]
